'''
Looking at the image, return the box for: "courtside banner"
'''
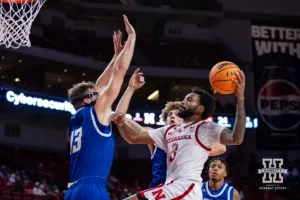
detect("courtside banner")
[251,21,300,150]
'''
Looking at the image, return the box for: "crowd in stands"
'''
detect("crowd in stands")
[0,146,65,200]
[1,145,300,200]
[0,146,150,200]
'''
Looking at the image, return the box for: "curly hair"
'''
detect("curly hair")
[68,82,95,109]
[161,101,182,121]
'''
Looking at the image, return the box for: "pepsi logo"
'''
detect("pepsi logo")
[257,80,300,131]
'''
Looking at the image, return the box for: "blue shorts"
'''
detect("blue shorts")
[64,176,109,200]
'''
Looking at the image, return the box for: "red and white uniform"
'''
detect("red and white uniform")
[140,120,225,200]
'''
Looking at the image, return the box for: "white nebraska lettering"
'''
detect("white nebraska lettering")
[167,135,191,144]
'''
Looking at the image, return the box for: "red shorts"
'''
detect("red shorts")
[138,179,202,200]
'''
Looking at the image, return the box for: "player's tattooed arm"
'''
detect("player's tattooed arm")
[220,99,245,145]
[112,113,153,145]
[220,70,246,145]
[233,189,241,200]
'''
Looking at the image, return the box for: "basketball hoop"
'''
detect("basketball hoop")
[0,0,46,49]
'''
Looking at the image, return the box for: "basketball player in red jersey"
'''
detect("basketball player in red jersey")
[115,78,227,157]
[112,70,245,199]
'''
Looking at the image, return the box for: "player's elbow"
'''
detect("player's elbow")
[232,139,243,145]
[116,64,127,74]
[224,137,243,146]
[219,145,226,154]
[232,133,244,145]
[209,145,226,156]
[114,58,128,76]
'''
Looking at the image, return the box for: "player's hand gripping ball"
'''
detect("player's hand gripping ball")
[209,61,240,94]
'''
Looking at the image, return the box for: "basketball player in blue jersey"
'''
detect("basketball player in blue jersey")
[116,83,227,188]
[64,15,136,200]
[202,157,240,200]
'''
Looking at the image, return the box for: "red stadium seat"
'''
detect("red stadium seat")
[11,192,21,196]
[23,196,33,200]
[1,194,12,200]
[32,195,44,200]
[13,196,22,200]
[1,189,10,195]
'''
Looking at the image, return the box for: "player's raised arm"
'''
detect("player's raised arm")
[219,70,246,145]
[95,30,123,89]
[115,68,145,114]
[95,15,136,124]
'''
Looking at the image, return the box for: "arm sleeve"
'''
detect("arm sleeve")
[147,126,169,151]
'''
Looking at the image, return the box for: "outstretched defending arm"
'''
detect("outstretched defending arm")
[115,68,145,114]
[95,31,123,89]
[95,15,136,125]
[220,70,246,145]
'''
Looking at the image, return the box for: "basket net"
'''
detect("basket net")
[0,0,46,49]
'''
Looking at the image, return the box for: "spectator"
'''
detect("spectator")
[32,182,46,196]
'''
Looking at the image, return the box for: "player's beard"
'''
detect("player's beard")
[178,107,195,118]
[90,100,97,106]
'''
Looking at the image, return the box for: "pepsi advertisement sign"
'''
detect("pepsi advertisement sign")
[251,21,300,149]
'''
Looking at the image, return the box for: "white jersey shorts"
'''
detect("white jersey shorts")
[138,179,203,200]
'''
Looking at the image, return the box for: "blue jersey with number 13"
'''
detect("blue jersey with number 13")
[68,106,114,183]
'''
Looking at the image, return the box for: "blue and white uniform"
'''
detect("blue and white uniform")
[202,181,234,200]
[148,145,167,188]
[64,106,114,200]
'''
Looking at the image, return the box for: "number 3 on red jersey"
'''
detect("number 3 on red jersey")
[169,143,178,161]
